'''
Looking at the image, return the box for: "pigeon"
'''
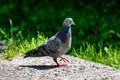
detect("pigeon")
[23,18,75,67]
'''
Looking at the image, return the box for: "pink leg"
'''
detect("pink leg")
[59,56,69,63]
[53,58,66,67]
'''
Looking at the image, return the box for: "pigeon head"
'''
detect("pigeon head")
[63,18,75,27]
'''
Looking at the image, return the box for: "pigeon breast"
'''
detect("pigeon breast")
[56,26,72,54]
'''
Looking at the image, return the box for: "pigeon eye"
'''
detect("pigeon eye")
[68,20,71,23]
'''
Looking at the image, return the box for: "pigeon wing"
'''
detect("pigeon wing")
[38,37,60,57]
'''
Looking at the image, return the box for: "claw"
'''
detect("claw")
[59,56,69,63]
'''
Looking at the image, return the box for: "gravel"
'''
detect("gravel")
[0,55,120,80]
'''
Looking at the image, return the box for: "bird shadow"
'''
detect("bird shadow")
[19,65,58,70]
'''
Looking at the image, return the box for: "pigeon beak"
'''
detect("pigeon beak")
[72,21,75,25]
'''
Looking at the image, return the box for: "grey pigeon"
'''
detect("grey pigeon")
[24,18,75,67]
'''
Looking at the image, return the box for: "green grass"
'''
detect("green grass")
[0,28,120,69]
[0,29,47,60]
[72,43,120,69]
[3,35,47,59]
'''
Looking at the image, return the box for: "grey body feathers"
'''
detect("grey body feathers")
[24,26,71,59]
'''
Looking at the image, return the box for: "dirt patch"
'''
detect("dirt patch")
[0,55,120,80]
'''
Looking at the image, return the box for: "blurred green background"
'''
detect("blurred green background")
[0,0,120,49]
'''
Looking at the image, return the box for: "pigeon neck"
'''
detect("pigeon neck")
[62,24,70,28]
[56,24,71,43]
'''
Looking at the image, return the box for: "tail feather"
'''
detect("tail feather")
[23,49,38,58]
[23,46,48,58]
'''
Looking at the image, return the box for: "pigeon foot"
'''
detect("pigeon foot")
[59,56,69,63]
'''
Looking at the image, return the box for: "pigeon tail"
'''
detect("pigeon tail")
[23,49,39,58]
[23,46,47,58]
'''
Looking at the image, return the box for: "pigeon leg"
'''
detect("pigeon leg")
[53,58,65,67]
[59,56,69,63]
